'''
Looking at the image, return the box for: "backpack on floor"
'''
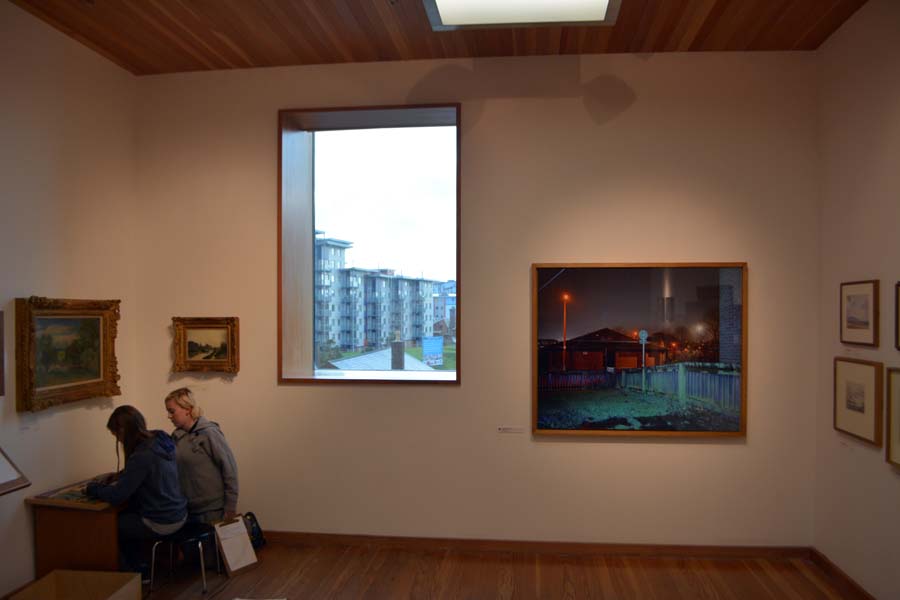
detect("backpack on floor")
[243,512,266,549]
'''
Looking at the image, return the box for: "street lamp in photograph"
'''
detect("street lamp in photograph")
[562,292,570,371]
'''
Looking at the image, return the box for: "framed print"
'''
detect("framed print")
[840,280,879,346]
[533,263,747,437]
[0,445,31,496]
[172,317,239,373]
[15,297,121,412]
[833,357,882,446]
[888,368,900,467]
[895,282,899,351]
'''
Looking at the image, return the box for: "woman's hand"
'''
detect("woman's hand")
[93,472,118,485]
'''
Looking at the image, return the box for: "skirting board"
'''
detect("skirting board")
[265,531,875,599]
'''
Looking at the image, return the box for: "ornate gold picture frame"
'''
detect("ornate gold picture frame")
[16,296,121,412]
[172,317,239,373]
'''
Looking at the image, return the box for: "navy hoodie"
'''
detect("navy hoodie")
[87,431,187,524]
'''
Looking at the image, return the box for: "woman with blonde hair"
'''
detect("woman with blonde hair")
[165,387,239,523]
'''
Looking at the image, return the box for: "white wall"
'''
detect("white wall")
[0,2,137,595]
[133,52,819,547]
[21,0,900,595]
[816,0,900,598]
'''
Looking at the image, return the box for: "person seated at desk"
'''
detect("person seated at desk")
[86,405,187,576]
[165,387,239,523]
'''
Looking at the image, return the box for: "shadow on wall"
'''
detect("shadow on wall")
[406,56,637,130]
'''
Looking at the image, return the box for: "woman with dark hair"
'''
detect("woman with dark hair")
[86,405,187,576]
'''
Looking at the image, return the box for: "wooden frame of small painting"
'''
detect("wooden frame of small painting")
[172,317,239,373]
[833,357,882,446]
[840,280,879,347]
[532,263,747,437]
[887,368,900,467]
[0,445,30,497]
[15,297,121,412]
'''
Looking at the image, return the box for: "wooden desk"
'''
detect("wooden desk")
[26,479,120,578]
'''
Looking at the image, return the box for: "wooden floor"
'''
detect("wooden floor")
[149,541,866,600]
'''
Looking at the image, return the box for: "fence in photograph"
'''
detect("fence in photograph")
[538,370,615,391]
[618,362,741,412]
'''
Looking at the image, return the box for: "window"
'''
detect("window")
[279,105,459,382]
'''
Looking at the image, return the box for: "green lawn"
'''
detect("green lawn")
[406,344,456,370]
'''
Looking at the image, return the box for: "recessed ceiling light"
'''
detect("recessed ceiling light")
[423,0,621,30]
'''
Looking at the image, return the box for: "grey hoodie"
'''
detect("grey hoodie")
[171,416,239,518]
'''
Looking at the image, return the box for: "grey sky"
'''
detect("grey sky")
[314,126,457,282]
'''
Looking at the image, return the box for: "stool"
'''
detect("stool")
[149,522,220,593]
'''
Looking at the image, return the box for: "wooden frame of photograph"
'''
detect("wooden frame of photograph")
[840,280,879,347]
[532,263,747,437]
[172,317,239,373]
[16,297,121,413]
[895,282,899,351]
[887,368,900,468]
[0,445,31,496]
[833,357,883,446]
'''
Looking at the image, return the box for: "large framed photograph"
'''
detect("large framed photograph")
[833,357,882,446]
[172,317,239,373]
[840,280,879,346]
[533,263,747,437]
[15,297,121,412]
[888,368,900,467]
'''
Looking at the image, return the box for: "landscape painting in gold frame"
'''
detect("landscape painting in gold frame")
[172,317,239,373]
[833,357,882,446]
[533,263,747,437]
[16,296,121,412]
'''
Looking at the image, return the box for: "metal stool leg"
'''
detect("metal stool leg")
[198,539,208,594]
[213,536,221,574]
[150,540,164,591]
[169,540,175,582]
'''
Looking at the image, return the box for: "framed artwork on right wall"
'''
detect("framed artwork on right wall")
[840,280,879,347]
[888,368,900,468]
[895,282,899,351]
[833,357,882,446]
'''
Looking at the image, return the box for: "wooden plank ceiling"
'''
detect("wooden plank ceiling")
[11,0,869,76]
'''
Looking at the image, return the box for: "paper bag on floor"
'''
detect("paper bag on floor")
[214,515,257,575]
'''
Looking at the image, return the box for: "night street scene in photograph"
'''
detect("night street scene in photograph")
[534,265,745,434]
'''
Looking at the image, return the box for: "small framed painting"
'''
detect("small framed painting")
[16,297,121,412]
[833,357,882,446]
[887,368,900,468]
[840,280,879,346]
[172,317,239,373]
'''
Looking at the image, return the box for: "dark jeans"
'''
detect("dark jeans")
[189,508,224,524]
[117,511,159,573]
